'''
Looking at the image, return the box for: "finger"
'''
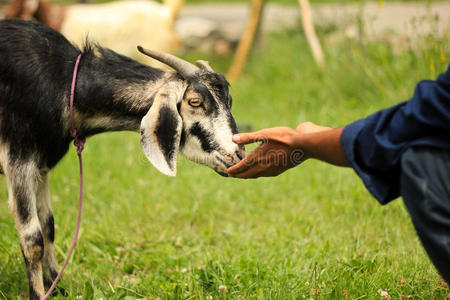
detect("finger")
[227,157,252,175]
[232,131,267,145]
[229,164,266,179]
[227,144,266,175]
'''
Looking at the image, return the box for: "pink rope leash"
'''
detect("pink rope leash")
[42,54,85,300]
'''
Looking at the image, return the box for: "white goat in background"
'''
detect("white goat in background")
[5,0,183,66]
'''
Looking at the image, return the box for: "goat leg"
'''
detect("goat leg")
[6,160,46,300]
[36,172,67,296]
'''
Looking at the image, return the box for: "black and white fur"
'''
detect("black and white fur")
[0,19,243,299]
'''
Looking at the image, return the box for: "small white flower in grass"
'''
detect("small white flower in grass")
[305,281,310,287]
[218,285,228,293]
[377,289,391,300]
[76,296,82,300]
[206,296,212,300]
[181,267,187,273]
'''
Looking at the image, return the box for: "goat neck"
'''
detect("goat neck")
[71,48,186,138]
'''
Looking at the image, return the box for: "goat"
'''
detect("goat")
[0,18,243,299]
[4,0,183,67]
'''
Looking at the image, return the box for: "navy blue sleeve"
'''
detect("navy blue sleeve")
[340,67,450,204]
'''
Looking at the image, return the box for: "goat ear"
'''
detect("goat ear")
[140,93,182,177]
[196,60,214,72]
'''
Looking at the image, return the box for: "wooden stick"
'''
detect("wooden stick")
[163,0,185,20]
[227,0,265,83]
[298,0,324,68]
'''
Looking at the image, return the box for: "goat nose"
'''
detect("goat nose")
[235,150,243,160]
[235,146,245,161]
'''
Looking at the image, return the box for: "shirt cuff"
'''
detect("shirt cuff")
[341,118,366,167]
[340,119,387,203]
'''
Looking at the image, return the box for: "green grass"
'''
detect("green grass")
[1,20,449,300]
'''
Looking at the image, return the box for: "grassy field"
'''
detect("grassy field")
[1,17,449,300]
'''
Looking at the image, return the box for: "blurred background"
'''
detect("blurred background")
[0,0,449,299]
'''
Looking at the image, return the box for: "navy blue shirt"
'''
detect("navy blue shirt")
[341,66,450,204]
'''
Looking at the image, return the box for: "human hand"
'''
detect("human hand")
[294,121,332,135]
[227,122,333,179]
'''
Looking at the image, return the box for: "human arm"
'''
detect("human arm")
[228,67,450,204]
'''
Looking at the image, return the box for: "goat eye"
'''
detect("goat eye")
[188,98,202,107]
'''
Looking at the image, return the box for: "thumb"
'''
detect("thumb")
[232,131,267,145]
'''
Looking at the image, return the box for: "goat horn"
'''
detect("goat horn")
[137,46,199,78]
[196,60,214,72]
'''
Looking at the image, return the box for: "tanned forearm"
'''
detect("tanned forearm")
[295,127,350,167]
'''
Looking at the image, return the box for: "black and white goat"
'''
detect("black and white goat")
[0,19,243,299]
